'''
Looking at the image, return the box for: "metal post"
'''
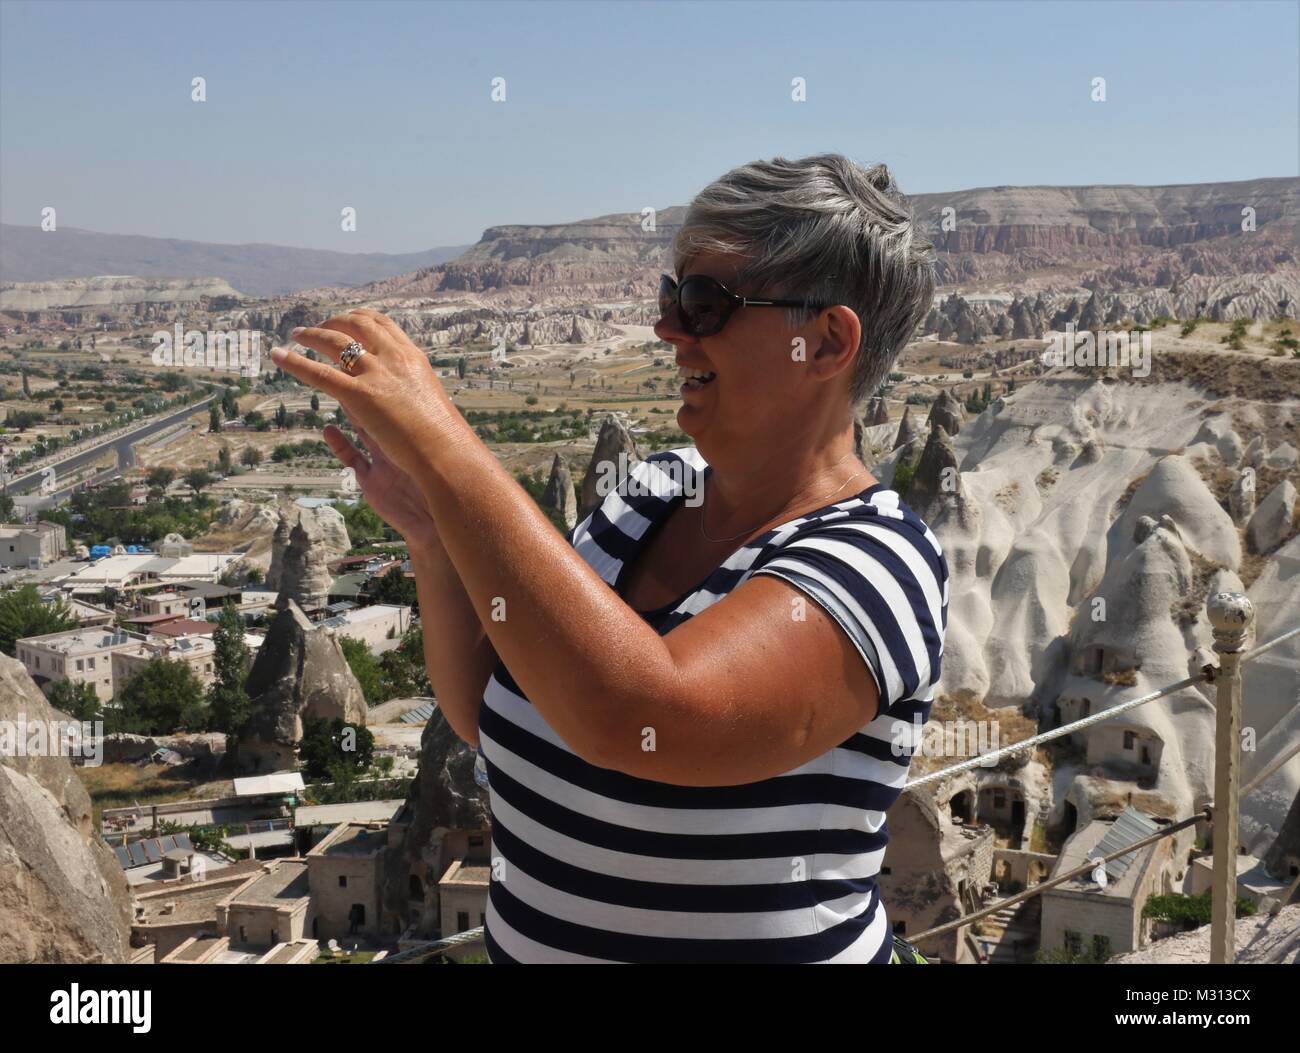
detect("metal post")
[1207,591,1254,964]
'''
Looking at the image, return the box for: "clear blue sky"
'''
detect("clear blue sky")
[2,0,1295,253]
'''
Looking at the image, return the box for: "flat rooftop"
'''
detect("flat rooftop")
[295,800,404,827]
[316,824,387,857]
[232,861,310,905]
[19,626,140,652]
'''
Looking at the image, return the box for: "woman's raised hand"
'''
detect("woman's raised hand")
[271,307,462,480]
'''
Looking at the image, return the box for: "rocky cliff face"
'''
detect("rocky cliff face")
[238,597,368,773]
[266,505,351,610]
[305,178,1296,310]
[874,356,1300,856]
[0,275,243,312]
[381,708,489,938]
[0,654,133,963]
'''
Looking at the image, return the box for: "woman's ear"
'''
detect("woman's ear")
[807,305,862,383]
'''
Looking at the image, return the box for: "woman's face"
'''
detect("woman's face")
[654,251,825,457]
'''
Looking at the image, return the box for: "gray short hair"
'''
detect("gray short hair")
[672,154,935,409]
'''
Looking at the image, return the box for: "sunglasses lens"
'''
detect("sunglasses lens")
[658,276,677,320]
[678,278,726,335]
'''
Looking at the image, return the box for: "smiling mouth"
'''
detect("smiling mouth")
[678,367,716,390]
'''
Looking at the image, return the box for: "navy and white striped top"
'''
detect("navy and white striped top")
[479,446,948,963]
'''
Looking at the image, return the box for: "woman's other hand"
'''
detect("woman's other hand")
[323,420,439,548]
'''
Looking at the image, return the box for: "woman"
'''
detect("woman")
[272,153,947,963]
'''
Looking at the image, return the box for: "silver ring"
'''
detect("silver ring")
[339,341,368,374]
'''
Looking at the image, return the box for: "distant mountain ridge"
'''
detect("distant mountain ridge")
[0,224,472,297]
[3,177,1294,308]
[330,177,1298,307]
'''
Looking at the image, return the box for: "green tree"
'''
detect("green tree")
[370,565,417,609]
[0,494,16,522]
[208,602,252,738]
[217,445,233,475]
[340,499,386,541]
[147,466,176,490]
[111,659,208,735]
[240,446,262,467]
[184,468,214,497]
[456,356,467,379]
[299,716,374,780]
[209,404,222,433]
[310,392,320,413]
[21,370,30,397]
[0,585,75,656]
[275,401,289,429]
[48,678,101,722]
[339,635,389,706]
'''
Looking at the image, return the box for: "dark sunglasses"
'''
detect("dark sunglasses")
[658,273,826,337]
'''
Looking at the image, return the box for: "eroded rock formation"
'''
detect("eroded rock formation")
[579,414,641,519]
[0,654,133,963]
[237,597,368,772]
[266,504,351,610]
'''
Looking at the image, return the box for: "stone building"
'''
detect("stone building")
[16,625,145,701]
[879,778,995,963]
[0,520,66,568]
[305,822,388,943]
[1039,806,1175,959]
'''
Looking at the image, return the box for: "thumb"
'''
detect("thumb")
[322,424,371,484]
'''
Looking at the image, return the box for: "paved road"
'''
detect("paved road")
[3,395,214,507]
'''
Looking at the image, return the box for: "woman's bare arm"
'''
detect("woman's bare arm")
[409,534,496,747]
[281,311,882,787]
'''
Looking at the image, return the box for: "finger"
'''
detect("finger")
[347,307,409,342]
[317,311,391,353]
[287,323,357,364]
[322,424,372,483]
[270,344,357,400]
[352,422,393,467]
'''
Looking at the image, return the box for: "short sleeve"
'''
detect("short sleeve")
[749,514,947,716]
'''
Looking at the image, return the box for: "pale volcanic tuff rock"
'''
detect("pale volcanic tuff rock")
[266,504,351,610]
[579,415,641,519]
[236,597,368,773]
[865,396,891,426]
[541,453,579,531]
[871,369,1300,861]
[893,406,921,451]
[0,275,243,311]
[0,653,133,963]
[1247,479,1298,554]
[381,707,489,938]
[926,389,966,438]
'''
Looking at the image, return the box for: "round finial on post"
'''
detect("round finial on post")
[1208,592,1254,654]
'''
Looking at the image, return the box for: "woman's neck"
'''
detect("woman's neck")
[697,427,870,541]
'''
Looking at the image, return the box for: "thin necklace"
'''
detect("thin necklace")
[698,451,867,545]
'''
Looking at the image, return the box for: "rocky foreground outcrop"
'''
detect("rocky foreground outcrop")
[0,654,133,963]
[236,597,367,773]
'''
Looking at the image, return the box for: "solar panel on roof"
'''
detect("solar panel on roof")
[114,846,131,868]
[399,702,436,724]
[1094,806,1159,881]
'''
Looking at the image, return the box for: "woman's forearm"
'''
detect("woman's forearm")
[408,532,496,748]
[409,434,677,767]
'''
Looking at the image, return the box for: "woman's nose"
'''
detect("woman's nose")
[654,309,688,343]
